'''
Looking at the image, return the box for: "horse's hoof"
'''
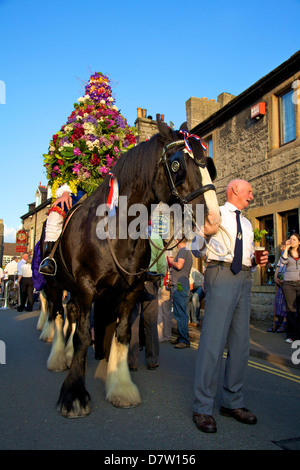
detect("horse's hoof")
[111,399,140,409]
[60,399,91,419]
[107,391,142,409]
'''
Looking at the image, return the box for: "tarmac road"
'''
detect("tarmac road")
[1,306,300,452]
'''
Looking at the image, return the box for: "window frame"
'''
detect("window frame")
[278,88,296,146]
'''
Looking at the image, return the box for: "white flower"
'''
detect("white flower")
[83,122,96,134]
[111,105,118,111]
[78,94,90,103]
[64,124,73,133]
[86,141,94,150]
[100,99,105,104]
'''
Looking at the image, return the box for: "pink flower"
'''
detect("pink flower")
[99,166,109,174]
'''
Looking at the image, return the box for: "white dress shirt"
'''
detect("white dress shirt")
[17,259,26,274]
[4,260,18,276]
[206,202,254,266]
[19,263,32,278]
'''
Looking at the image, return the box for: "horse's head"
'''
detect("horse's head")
[153,117,221,238]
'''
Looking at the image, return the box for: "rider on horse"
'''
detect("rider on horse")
[39,72,138,275]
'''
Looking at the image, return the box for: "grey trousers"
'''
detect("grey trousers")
[193,265,252,415]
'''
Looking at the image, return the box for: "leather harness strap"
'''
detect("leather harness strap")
[104,223,177,278]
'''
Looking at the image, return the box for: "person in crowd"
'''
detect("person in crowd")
[168,238,193,349]
[128,231,167,370]
[280,233,300,343]
[187,267,205,327]
[17,256,34,312]
[191,179,268,433]
[267,244,287,333]
[4,256,18,282]
[17,252,29,274]
[157,263,173,342]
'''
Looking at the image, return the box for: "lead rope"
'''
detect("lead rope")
[205,225,233,257]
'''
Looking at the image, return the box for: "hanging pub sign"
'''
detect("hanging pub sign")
[16,229,27,252]
[16,229,27,244]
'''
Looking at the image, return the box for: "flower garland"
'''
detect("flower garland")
[43,72,138,198]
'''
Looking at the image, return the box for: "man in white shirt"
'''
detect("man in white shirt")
[192,179,268,434]
[17,253,29,274]
[4,257,19,282]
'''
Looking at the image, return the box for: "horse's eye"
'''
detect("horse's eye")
[171,161,180,172]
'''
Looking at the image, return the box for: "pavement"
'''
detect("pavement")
[173,316,299,370]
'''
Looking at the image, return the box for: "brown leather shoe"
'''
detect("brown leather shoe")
[220,406,257,424]
[174,342,190,349]
[193,412,217,433]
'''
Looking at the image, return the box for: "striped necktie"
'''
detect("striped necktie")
[231,210,243,274]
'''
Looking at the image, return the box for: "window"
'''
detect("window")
[279,89,296,145]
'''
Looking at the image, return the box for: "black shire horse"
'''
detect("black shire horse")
[40,118,220,418]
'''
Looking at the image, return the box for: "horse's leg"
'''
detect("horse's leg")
[47,287,67,372]
[64,297,78,369]
[36,289,48,331]
[39,312,55,342]
[39,286,55,342]
[57,298,91,418]
[106,292,142,408]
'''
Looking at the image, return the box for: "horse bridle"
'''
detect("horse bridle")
[160,139,216,206]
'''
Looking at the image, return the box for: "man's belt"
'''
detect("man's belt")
[207,260,251,271]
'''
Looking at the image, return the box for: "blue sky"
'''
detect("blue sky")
[0,0,299,242]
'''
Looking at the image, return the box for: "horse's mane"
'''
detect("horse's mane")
[112,133,161,192]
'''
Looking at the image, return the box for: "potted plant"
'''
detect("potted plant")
[253,228,268,264]
[253,228,268,246]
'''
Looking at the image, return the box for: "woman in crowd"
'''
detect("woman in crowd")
[280,234,300,343]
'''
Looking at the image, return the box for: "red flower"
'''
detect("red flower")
[126,133,136,145]
[70,126,84,142]
[57,159,64,165]
[52,134,59,145]
[90,153,100,166]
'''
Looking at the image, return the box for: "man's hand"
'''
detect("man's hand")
[52,191,72,212]
[258,251,269,267]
